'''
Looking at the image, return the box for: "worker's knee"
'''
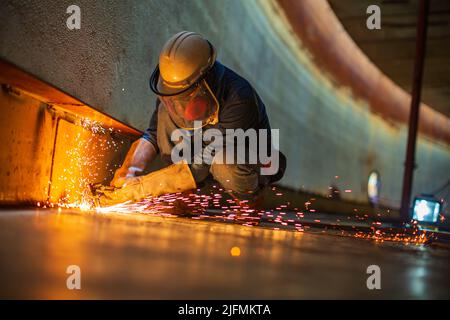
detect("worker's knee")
[210,162,260,196]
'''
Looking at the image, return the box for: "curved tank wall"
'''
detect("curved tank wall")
[0,0,449,209]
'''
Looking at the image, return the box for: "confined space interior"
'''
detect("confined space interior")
[1,0,449,220]
[0,59,393,217]
[0,57,446,221]
[0,0,449,301]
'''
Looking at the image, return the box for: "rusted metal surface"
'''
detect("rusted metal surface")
[0,88,54,204]
[276,0,450,146]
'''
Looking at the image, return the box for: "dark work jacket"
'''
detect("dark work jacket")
[142,61,272,165]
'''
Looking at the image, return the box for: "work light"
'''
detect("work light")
[412,195,442,223]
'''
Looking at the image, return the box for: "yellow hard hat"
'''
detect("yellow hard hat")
[150,31,217,96]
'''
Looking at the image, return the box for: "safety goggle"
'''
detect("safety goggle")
[159,79,219,130]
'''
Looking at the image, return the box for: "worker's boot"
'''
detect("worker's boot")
[92,162,197,207]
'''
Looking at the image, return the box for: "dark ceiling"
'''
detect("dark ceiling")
[328,0,450,117]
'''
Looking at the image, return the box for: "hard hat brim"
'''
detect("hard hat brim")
[150,65,197,97]
[157,75,190,96]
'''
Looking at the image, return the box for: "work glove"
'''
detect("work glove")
[110,166,144,188]
[93,162,196,207]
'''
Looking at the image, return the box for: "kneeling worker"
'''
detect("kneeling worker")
[95,31,286,207]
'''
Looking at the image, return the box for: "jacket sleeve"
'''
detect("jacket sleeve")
[141,99,160,153]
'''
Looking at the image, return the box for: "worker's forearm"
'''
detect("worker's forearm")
[120,138,157,176]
